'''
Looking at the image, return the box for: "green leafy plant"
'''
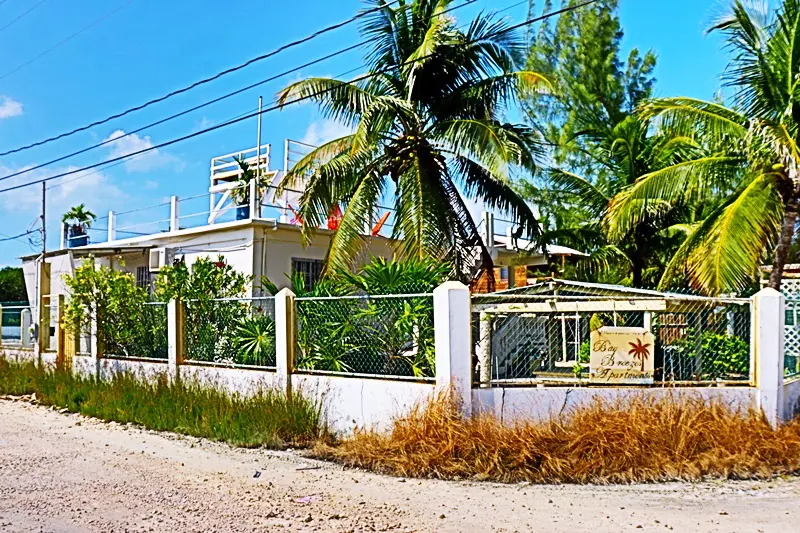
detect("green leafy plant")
[672,329,749,380]
[63,258,166,358]
[156,256,251,363]
[232,314,276,366]
[62,204,97,235]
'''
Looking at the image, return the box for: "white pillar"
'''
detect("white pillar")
[434,281,472,416]
[167,299,184,383]
[89,310,100,378]
[60,222,67,249]
[21,308,32,347]
[477,312,492,387]
[753,288,785,426]
[107,210,116,242]
[170,195,180,232]
[275,288,296,397]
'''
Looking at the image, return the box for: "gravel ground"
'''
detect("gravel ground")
[0,398,799,533]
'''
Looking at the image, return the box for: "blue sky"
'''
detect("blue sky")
[0,0,731,262]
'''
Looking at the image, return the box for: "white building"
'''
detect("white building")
[19,140,583,310]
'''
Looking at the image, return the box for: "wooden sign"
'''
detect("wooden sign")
[589,327,654,384]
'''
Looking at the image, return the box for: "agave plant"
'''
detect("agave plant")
[608,0,800,294]
[277,0,546,287]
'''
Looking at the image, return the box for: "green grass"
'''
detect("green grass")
[0,358,327,448]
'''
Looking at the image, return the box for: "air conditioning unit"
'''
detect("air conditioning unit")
[148,247,175,272]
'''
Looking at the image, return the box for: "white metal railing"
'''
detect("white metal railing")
[211,144,270,181]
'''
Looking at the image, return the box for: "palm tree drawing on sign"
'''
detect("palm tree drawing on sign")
[628,338,651,372]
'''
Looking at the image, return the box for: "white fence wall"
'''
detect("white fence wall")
[1,284,793,432]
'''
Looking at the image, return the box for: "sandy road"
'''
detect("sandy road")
[0,399,798,533]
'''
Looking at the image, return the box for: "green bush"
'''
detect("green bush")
[63,258,167,358]
[672,329,750,380]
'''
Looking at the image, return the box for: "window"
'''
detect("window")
[291,258,324,291]
[135,266,152,291]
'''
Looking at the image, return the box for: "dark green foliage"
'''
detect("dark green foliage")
[671,330,750,381]
[0,359,326,448]
[276,257,449,377]
[232,314,277,366]
[64,258,167,359]
[0,267,27,303]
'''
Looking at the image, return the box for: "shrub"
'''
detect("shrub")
[63,258,166,358]
[671,329,749,380]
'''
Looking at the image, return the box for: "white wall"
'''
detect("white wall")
[179,364,277,395]
[473,386,758,423]
[292,372,435,433]
[98,357,168,381]
[0,346,37,365]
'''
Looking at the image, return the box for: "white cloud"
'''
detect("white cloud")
[300,119,354,147]
[195,116,214,130]
[0,96,23,119]
[103,130,182,173]
[0,162,126,253]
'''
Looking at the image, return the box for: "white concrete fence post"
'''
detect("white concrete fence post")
[89,310,100,378]
[107,210,116,242]
[21,308,32,347]
[433,281,472,416]
[753,288,785,426]
[477,312,492,387]
[167,299,185,383]
[275,288,296,398]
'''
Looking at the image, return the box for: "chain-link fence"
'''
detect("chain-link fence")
[785,299,800,378]
[101,301,168,360]
[473,293,752,385]
[294,294,435,379]
[184,297,276,368]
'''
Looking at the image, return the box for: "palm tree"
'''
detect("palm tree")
[607,0,800,294]
[62,204,97,229]
[276,0,547,285]
[535,116,695,287]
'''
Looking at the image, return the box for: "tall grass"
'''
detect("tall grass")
[323,392,800,483]
[0,359,327,448]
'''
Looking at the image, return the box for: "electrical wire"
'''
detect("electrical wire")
[0,0,47,33]
[0,0,133,82]
[0,0,598,196]
[0,0,476,183]
[0,0,411,157]
[0,229,36,242]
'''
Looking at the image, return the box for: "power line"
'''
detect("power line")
[0,0,133,83]
[0,43,364,184]
[0,0,476,183]
[0,0,410,158]
[0,0,47,33]
[0,0,598,196]
[0,229,36,242]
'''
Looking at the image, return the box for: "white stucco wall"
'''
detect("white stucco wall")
[98,357,168,381]
[292,372,435,433]
[179,364,277,395]
[0,346,37,364]
[783,377,800,420]
[472,386,759,423]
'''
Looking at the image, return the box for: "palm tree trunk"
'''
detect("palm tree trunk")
[769,197,799,291]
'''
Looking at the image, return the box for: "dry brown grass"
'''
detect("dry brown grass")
[319,392,800,483]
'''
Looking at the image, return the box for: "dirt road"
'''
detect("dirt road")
[0,399,798,533]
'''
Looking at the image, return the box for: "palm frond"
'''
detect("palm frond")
[276,78,386,127]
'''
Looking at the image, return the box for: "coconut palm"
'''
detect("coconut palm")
[607,0,800,294]
[536,116,697,287]
[276,0,547,285]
